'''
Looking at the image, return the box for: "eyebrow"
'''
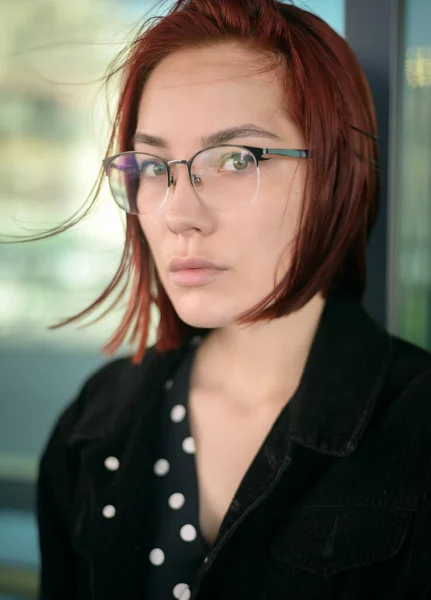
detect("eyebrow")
[133,124,282,149]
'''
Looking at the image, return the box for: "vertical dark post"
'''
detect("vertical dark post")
[345,0,402,327]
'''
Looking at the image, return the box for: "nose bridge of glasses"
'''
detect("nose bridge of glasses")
[167,158,195,187]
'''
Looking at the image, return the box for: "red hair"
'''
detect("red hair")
[51,0,380,363]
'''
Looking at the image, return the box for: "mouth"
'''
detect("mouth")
[169,257,227,287]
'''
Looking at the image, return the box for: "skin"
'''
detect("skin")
[136,42,326,405]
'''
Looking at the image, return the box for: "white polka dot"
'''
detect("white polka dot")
[190,335,203,346]
[180,524,197,542]
[104,456,120,471]
[182,437,196,454]
[153,458,170,476]
[171,405,186,423]
[168,493,185,510]
[204,556,208,563]
[102,504,116,519]
[149,548,165,566]
[179,588,191,600]
[173,583,189,599]
[164,379,174,390]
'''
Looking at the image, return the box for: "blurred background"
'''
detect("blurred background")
[0,0,430,598]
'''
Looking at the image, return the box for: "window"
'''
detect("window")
[295,0,345,36]
[389,0,431,350]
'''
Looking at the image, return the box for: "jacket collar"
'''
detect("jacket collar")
[287,293,392,457]
[70,293,392,460]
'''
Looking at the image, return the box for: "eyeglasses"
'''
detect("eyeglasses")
[102,144,308,215]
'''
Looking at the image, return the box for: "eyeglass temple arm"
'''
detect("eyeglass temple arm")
[262,148,308,159]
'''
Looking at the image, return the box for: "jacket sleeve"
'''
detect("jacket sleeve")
[36,400,90,600]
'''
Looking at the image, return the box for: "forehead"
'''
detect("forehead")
[137,43,287,131]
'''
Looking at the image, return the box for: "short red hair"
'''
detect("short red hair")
[53,0,379,363]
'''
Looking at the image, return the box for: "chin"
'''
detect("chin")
[176,309,232,330]
[172,297,236,330]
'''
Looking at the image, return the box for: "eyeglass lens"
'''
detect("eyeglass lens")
[106,146,259,214]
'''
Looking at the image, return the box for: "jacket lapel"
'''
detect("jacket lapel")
[68,344,190,558]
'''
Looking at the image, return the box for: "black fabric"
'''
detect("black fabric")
[36,293,431,600]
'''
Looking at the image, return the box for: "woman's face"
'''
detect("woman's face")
[136,42,306,328]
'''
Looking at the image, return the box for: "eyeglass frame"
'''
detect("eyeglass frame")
[102,144,309,211]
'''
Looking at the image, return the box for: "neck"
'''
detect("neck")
[193,292,327,408]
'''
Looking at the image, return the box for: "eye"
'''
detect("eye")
[219,152,254,172]
[138,159,167,177]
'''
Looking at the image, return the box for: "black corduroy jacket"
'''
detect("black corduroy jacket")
[37,293,431,600]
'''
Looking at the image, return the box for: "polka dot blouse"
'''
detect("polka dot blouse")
[145,337,209,600]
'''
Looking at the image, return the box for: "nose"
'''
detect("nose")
[164,163,214,237]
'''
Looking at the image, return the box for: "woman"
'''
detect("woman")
[37,0,431,599]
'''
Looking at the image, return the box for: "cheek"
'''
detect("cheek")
[138,216,163,260]
[266,171,304,245]
[259,160,304,212]
[227,182,303,285]
[240,190,301,251]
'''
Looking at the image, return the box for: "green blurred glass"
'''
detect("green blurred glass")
[390,0,431,350]
[0,0,162,350]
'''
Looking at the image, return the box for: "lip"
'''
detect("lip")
[169,256,227,287]
[169,257,224,271]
